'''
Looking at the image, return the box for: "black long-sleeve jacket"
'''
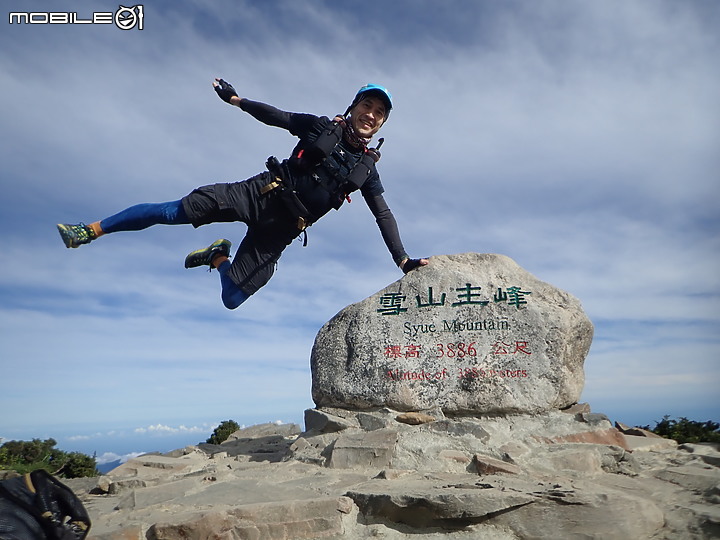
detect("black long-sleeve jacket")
[239,99,409,266]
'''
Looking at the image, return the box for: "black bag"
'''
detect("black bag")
[265,156,314,227]
[0,469,91,539]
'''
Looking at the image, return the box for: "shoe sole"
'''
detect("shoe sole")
[185,239,231,269]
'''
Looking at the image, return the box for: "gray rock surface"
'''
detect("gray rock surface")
[68,410,719,539]
[311,253,593,414]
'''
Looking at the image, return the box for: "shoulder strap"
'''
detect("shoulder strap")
[295,120,343,168]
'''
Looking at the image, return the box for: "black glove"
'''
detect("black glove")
[214,78,238,104]
[402,258,424,274]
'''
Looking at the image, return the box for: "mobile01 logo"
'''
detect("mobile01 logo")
[9,5,144,30]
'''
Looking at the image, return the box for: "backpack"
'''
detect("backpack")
[0,469,90,539]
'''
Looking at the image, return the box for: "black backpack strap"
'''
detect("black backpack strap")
[343,151,376,192]
[308,120,343,160]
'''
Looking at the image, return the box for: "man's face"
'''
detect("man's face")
[350,96,386,138]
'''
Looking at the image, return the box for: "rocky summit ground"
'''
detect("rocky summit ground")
[59,404,720,540]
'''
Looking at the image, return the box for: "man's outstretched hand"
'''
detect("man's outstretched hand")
[213,78,240,105]
[401,258,429,274]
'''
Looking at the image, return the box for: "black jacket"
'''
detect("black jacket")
[239,99,409,265]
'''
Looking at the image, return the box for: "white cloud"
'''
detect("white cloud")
[134,424,212,435]
[67,433,104,442]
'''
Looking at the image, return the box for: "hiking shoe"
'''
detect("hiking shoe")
[57,223,97,248]
[184,239,232,269]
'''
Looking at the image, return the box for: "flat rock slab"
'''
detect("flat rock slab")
[346,474,536,527]
[328,429,399,469]
[311,253,593,415]
[345,472,665,539]
[651,464,720,495]
[489,478,666,539]
[107,453,209,480]
[147,497,353,540]
[625,434,678,452]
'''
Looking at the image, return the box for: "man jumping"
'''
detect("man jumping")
[57,78,427,309]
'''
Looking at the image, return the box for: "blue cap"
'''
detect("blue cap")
[347,84,393,118]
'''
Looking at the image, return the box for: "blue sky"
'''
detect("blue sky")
[1,0,718,462]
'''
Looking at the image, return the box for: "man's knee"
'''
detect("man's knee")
[221,288,250,310]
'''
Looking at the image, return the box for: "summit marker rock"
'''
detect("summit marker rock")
[311,253,593,414]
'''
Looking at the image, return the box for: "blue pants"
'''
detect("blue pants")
[100,201,250,309]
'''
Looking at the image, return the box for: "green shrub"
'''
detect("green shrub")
[0,438,98,478]
[55,451,99,478]
[641,416,720,444]
[206,420,240,445]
